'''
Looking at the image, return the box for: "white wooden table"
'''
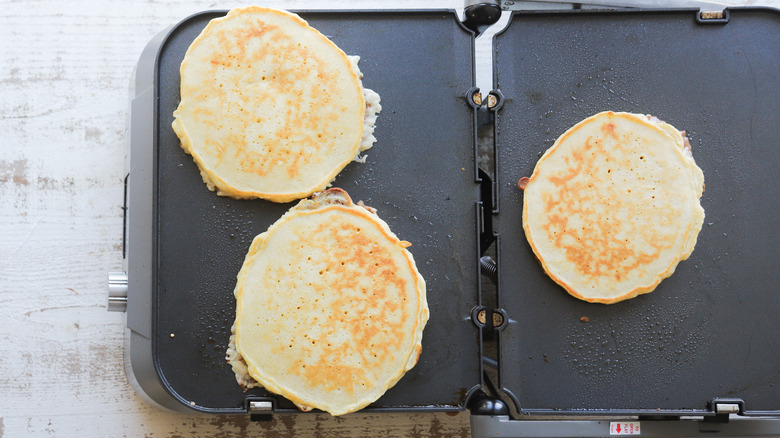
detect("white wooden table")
[1,0,776,437]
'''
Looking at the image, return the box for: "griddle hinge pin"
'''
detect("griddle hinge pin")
[714,402,741,414]
[487,89,504,111]
[475,309,505,329]
[248,400,273,413]
[697,9,729,24]
[246,399,274,422]
[707,398,744,421]
[486,93,498,109]
[247,399,274,421]
[469,89,501,109]
[700,11,725,20]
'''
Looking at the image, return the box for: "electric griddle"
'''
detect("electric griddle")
[108,2,780,436]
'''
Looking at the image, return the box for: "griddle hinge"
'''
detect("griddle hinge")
[706,398,745,423]
[245,397,275,421]
[474,256,508,332]
[472,305,507,330]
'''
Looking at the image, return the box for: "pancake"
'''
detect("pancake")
[172,7,381,202]
[522,111,705,304]
[227,188,428,415]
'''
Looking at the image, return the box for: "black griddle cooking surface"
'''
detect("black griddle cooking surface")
[493,9,780,415]
[152,10,481,412]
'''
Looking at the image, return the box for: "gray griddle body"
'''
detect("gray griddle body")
[123,5,780,434]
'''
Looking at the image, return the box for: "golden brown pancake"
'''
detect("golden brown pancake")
[172,7,380,202]
[227,188,428,415]
[522,111,704,304]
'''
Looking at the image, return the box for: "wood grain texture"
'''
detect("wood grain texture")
[0,0,472,437]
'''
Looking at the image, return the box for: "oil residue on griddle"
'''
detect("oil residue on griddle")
[202,201,267,254]
[565,66,641,114]
[191,201,267,372]
[562,296,710,398]
[194,295,233,371]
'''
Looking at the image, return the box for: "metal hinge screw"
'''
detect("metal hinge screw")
[472,91,483,106]
[477,309,504,328]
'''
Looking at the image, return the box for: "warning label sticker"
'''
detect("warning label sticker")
[609,421,641,435]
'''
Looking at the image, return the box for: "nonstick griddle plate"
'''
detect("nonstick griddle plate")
[493,8,780,415]
[152,10,482,412]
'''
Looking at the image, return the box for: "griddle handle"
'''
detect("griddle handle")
[463,1,502,35]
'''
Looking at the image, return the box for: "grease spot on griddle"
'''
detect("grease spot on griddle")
[562,296,710,398]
